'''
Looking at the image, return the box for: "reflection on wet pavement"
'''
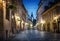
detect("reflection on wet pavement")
[9,30,60,41]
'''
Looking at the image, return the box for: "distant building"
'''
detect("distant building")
[25,14,33,30]
[33,19,36,26]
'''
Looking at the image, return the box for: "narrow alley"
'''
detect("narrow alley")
[0,0,60,41]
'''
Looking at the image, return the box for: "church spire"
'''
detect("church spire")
[31,12,34,21]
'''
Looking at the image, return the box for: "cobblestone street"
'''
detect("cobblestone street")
[0,0,60,41]
[8,30,60,41]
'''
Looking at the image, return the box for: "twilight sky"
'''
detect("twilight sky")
[22,0,40,19]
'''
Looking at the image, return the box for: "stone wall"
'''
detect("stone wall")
[0,4,4,38]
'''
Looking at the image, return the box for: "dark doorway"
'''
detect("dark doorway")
[47,23,50,32]
[53,22,57,32]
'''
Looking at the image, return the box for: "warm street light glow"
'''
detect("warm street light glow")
[15,15,20,21]
[17,20,20,25]
[12,15,14,19]
[2,0,5,7]
[30,24,32,27]
[54,16,58,20]
[17,17,20,20]
[2,1,5,3]
[41,20,45,24]
[25,23,28,25]
[0,0,2,2]
[40,18,45,24]
[22,21,24,24]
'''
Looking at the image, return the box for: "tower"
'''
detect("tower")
[31,12,34,22]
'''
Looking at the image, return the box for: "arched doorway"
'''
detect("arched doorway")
[53,20,58,32]
[47,23,50,32]
[58,17,60,32]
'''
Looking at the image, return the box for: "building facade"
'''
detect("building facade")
[42,3,60,32]
[0,0,4,39]
[0,0,27,40]
[0,0,12,39]
[36,0,60,32]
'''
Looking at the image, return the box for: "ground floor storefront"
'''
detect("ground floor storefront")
[37,17,60,33]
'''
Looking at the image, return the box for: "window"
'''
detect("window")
[56,6,60,15]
